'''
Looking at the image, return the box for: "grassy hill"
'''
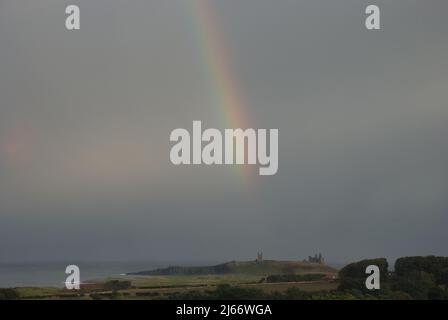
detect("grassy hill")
[128,260,336,276]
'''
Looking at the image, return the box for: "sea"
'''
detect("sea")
[0,260,217,288]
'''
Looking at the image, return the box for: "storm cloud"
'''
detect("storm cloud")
[0,0,447,264]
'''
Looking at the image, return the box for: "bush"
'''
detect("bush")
[338,258,388,293]
[390,271,436,299]
[395,256,448,285]
[266,274,325,283]
[169,284,268,300]
[103,280,132,291]
[339,258,388,280]
[0,288,19,300]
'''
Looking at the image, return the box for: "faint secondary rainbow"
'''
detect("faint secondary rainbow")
[186,0,255,186]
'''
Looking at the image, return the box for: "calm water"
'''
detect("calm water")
[0,261,216,288]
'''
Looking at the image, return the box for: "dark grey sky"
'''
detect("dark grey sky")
[0,0,447,263]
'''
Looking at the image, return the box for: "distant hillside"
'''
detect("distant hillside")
[128,260,337,276]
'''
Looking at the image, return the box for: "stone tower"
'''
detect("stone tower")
[256,251,263,263]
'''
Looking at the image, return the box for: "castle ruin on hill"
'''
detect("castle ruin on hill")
[254,251,325,264]
[305,253,325,264]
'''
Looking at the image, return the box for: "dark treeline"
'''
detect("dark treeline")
[338,256,448,299]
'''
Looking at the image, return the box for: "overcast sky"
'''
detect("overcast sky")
[0,0,447,264]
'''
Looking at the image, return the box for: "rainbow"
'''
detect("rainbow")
[185,0,255,186]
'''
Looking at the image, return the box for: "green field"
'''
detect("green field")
[90,275,339,300]
[6,274,338,300]
[112,274,262,288]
